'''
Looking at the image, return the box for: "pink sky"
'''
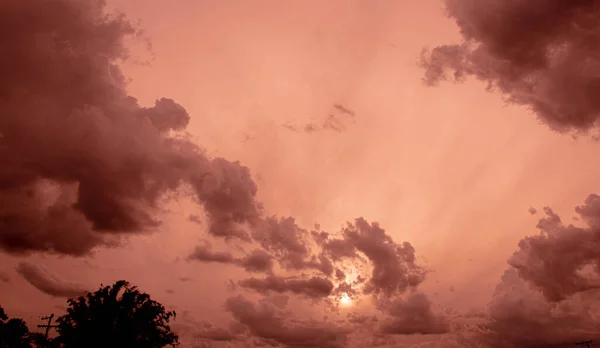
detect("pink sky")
[2,0,600,347]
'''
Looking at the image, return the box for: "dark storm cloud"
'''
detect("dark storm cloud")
[15,261,87,298]
[420,0,600,134]
[0,0,263,255]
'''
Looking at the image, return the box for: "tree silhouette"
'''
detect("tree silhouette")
[54,280,179,348]
[0,306,31,348]
[28,332,54,348]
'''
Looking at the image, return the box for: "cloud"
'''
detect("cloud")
[420,0,600,134]
[0,0,262,256]
[170,313,244,347]
[185,214,446,345]
[248,217,334,276]
[508,195,600,302]
[453,196,600,347]
[344,195,600,347]
[260,294,290,309]
[203,217,447,345]
[188,243,274,273]
[238,275,334,299]
[475,269,600,348]
[194,327,237,342]
[195,216,431,306]
[318,218,427,298]
[189,244,236,264]
[379,292,450,335]
[225,295,350,348]
[0,271,10,283]
[15,261,87,298]
[282,103,356,133]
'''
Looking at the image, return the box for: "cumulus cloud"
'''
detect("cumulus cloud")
[225,295,350,348]
[459,196,600,347]
[509,195,600,302]
[379,292,450,335]
[15,261,88,298]
[0,0,262,256]
[420,0,600,134]
[318,218,427,298]
[476,269,600,348]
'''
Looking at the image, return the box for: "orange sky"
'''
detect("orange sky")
[3,1,600,347]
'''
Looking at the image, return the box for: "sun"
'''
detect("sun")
[339,294,352,307]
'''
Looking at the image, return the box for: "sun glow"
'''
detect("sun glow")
[339,294,352,306]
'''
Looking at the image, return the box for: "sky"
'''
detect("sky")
[2,0,600,347]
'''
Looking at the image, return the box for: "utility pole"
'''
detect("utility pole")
[37,313,59,339]
[576,340,593,348]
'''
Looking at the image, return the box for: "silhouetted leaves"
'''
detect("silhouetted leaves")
[0,306,31,348]
[28,332,54,348]
[54,280,179,348]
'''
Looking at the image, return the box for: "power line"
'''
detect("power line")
[37,314,59,339]
[3,308,50,316]
[576,340,593,348]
